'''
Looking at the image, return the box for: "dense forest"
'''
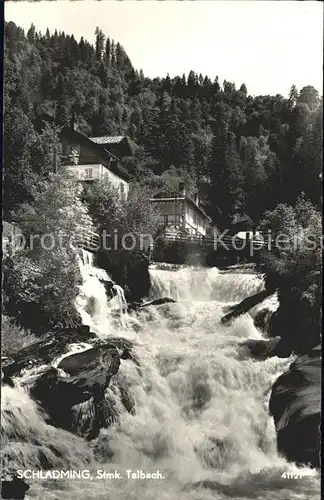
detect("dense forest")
[4,21,322,229]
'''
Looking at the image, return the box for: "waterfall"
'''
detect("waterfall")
[149,267,265,303]
[75,249,128,337]
[1,263,319,500]
[112,284,128,315]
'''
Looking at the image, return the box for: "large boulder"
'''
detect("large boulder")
[267,271,321,356]
[96,248,151,302]
[101,336,140,366]
[2,326,96,378]
[1,477,29,499]
[253,308,274,333]
[141,297,176,308]
[268,305,321,356]
[241,337,281,360]
[269,344,321,467]
[57,344,119,376]
[29,344,121,440]
[221,289,273,326]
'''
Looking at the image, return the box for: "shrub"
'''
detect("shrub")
[3,171,94,333]
[1,315,37,357]
[84,179,160,300]
[258,194,321,353]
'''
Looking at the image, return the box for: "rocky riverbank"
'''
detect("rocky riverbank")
[269,345,321,468]
[2,326,139,443]
[265,269,321,468]
[96,248,151,303]
[219,270,321,469]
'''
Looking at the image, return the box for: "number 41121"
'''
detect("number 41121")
[281,472,304,479]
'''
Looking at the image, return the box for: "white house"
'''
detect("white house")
[37,114,131,198]
[150,183,212,237]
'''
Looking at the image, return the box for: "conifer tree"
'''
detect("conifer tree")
[116,42,124,69]
[111,40,116,66]
[105,37,111,65]
[95,26,105,60]
[27,23,36,43]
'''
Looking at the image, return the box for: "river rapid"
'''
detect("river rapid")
[1,252,320,500]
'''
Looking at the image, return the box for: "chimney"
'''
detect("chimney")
[195,192,200,206]
[179,182,186,196]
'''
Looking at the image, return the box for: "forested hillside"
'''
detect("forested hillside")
[4,21,322,227]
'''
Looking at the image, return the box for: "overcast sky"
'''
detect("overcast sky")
[5,0,323,97]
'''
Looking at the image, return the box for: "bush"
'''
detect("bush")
[84,179,160,300]
[82,177,125,235]
[258,194,321,354]
[3,245,83,332]
[124,183,160,236]
[1,315,37,357]
[259,193,321,282]
[84,178,160,237]
[3,171,94,333]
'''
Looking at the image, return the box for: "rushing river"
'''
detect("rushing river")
[1,251,320,500]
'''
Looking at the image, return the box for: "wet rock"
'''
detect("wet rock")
[127,301,142,312]
[101,280,116,300]
[241,336,281,360]
[269,344,321,467]
[110,373,136,416]
[29,345,121,439]
[119,385,136,415]
[264,274,278,294]
[128,298,176,312]
[1,375,15,388]
[253,308,273,333]
[103,336,134,353]
[102,337,140,367]
[96,248,151,302]
[141,297,176,308]
[1,357,15,387]
[127,254,152,301]
[221,289,272,325]
[267,270,321,356]
[1,476,29,499]
[268,308,321,356]
[2,326,97,379]
[57,344,119,376]
[1,357,15,370]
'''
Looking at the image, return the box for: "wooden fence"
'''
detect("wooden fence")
[74,229,101,252]
[77,228,267,253]
[161,229,266,250]
[2,220,270,255]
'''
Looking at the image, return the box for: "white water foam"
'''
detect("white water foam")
[1,261,319,500]
[75,249,129,337]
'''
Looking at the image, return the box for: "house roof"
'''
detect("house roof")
[90,136,125,145]
[63,129,129,182]
[90,135,134,157]
[35,114,129,182]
